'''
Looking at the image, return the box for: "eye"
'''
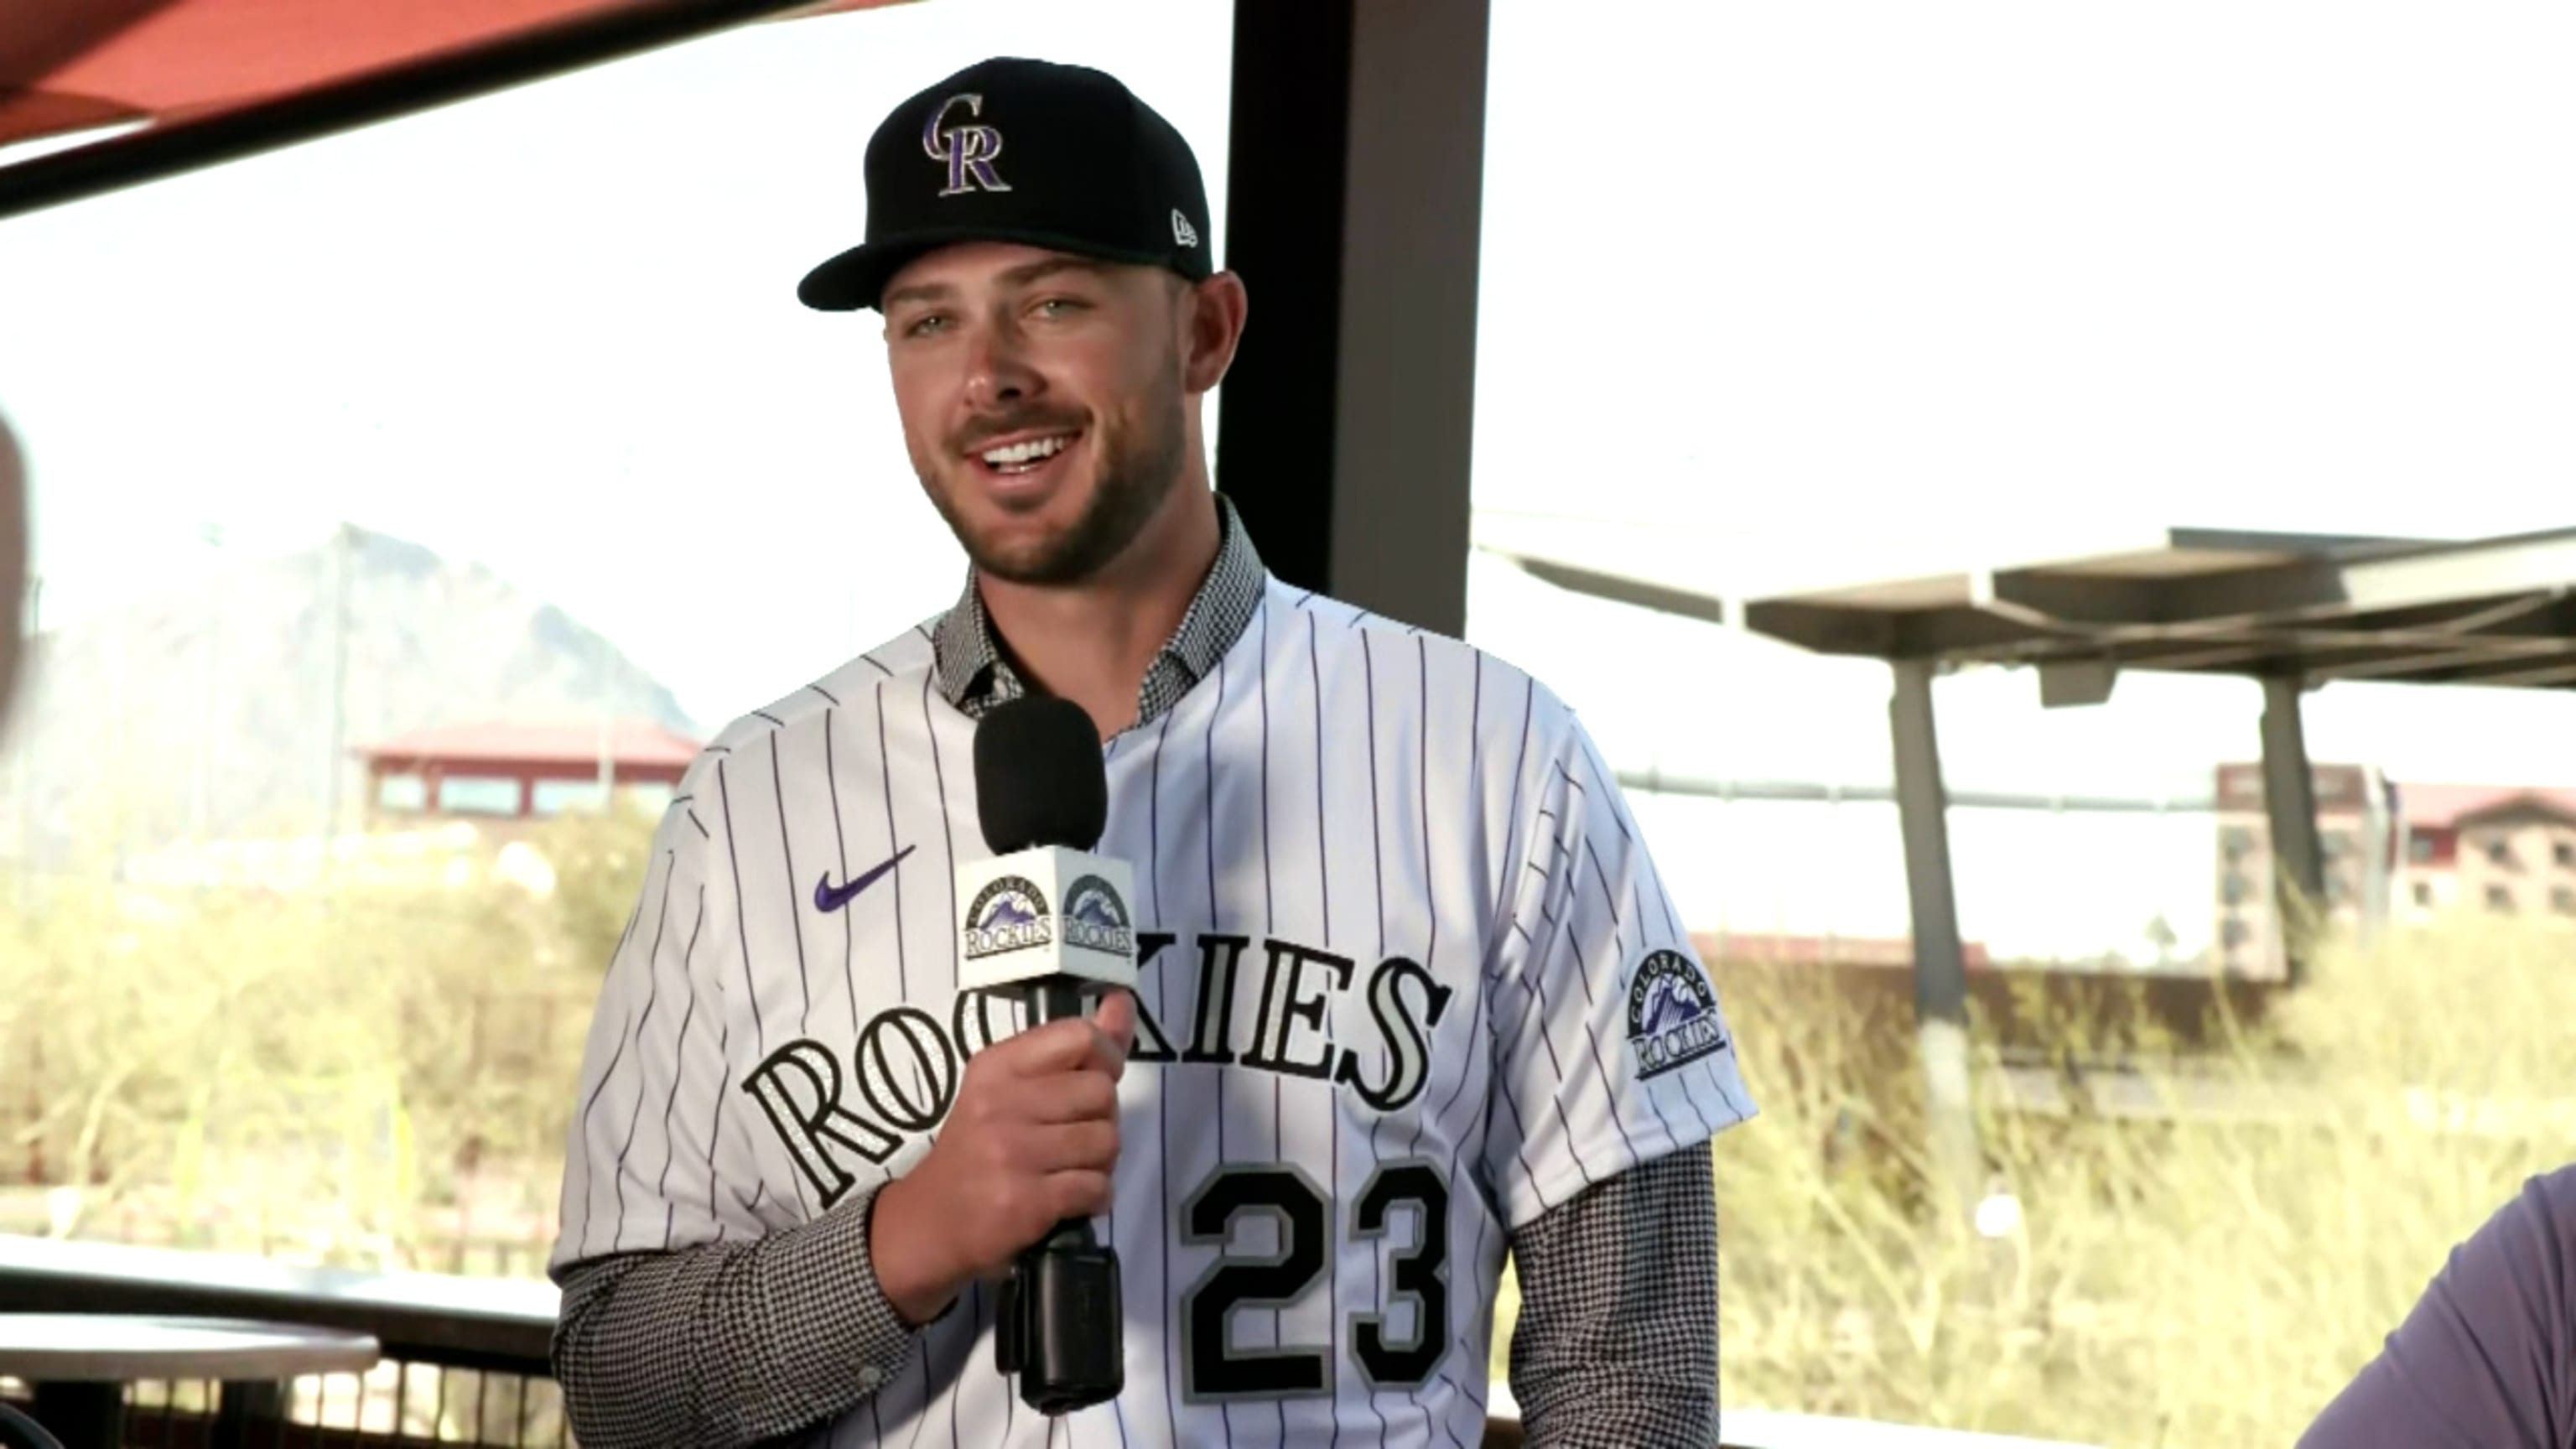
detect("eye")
[901,312,952,339]
[1031,296,1090,319]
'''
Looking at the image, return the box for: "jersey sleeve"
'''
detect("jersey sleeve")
[549,772,771,1275]
[1480,712,1757,1231]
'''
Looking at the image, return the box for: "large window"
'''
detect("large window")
[0,0,1233,1335]
[437,776,522,817]
[376,772,428,813]
[1470,6,2576,1442]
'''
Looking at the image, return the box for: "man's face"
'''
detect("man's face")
[881,243,1191,587]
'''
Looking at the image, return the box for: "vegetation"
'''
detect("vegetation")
[8,824,2573,1446]
[1495,916,2576,1446]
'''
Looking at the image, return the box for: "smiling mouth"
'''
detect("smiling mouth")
[974,433,1078,475]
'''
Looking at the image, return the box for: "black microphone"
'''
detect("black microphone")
[960,695,1135,1415]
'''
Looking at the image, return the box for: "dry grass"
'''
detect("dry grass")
[1493,916,2576,1446]
[8,831,2573,1446]
[0,804,655,1264]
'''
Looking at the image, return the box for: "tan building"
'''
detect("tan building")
[2215,770,2576,971]
[2392,784,2576,921]
[2212,762,2392,978]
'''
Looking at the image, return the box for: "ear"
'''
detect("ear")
[1178,272,1249,396]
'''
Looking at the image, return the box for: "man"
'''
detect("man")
[2298,1163,2576,1446]
[548,56,1756,1449]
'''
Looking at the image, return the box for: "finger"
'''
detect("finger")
[1026,1071,1119,1124]
[1091,989,1139,1077]
[1046,1169,1114,1220]
[1028,1119,1120,1174]
[996,1015,1108,1076]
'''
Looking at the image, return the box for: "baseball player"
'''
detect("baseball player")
[548,56,1756,1449]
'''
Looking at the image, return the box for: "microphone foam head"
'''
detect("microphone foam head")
[973,695,1108,853]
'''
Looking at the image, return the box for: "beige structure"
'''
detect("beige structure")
[2393,784,2576,921]
[2215,770,2576,969]
[2212,762,2392,978]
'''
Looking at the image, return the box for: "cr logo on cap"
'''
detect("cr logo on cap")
[923,92,1010,197]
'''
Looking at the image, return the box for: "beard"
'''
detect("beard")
[925,357,1190,589]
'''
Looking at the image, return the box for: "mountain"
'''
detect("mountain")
[0,525,695,870]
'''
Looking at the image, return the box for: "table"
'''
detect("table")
[0,1315,380,1447]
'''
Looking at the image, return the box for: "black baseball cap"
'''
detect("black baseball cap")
[797,57,1215,313]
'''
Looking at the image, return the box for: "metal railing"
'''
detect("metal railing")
[0,1233,562,1446]
[1,1234,2098,1449]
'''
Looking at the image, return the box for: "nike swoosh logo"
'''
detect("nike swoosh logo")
[814,845,915,913]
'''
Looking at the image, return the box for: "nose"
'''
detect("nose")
[963,318,1044,414]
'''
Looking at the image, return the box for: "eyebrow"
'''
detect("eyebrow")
[882,256,1114,310]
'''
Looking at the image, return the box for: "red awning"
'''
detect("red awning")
[0,0,911,216]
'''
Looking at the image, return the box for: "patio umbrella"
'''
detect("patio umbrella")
[0,0,912,220]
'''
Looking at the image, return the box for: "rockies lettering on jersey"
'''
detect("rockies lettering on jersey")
[551,578,1757,1449]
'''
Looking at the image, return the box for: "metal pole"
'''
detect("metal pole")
[1890,659,1981,1223]
[2258,675,2324,985]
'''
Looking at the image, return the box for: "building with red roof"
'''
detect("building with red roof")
[356,719,700,822]
[2393,782,2576,919]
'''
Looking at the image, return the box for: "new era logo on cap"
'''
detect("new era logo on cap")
[797,57,1217,313]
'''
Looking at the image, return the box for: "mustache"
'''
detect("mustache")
[953,411,1088,454]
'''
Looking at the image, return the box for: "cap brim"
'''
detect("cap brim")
[797,226,1192,312]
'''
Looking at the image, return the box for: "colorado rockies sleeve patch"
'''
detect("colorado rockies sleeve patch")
[1625,948,1729,1078]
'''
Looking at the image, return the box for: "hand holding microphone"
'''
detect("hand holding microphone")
[870,988,1134,1322]
[867,694,1138,1415]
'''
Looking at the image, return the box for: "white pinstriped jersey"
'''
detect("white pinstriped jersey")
[551,578,1756,1448]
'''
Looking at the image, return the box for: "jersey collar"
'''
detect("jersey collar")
[930,491,1269,727]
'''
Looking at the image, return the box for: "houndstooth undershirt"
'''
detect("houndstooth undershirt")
[550,494,1723,1446]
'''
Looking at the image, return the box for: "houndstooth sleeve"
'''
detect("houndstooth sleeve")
[550,1183,921,1448]
[1505,1142,1721,1447]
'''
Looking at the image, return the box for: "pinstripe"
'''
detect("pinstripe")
[1401,640,1469,1447]
[1356,629,1392,1446]
[562,851,655,1254]
[1480,679,1553,1211]
[654,888,706,1248]
[1581,832,1708,1141]
[876,684,911,998]
[709,760,745,1234]
[572,1000,635,1257]
[1254,602,1290,1449]
[1578,732,1753,1128]
[1513,766,1605,1191]
[771,732,814,1024]
[917,669,976,1449]
[1147,709,1182,1441]
[717,760,765,1053]
[1199,646,1240,1449]
[826,710,861,1041]
[1305,605,1343,1449]
[1536,756,1659,1159]
[606,850,681,1252]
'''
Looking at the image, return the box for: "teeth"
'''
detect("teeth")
[982,435,1072,467]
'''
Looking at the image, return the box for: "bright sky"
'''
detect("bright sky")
[4,1,2573,955]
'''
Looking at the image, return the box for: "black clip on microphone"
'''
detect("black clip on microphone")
[971,697,1126,1415]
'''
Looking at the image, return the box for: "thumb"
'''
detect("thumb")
[1093,988,1139,1077]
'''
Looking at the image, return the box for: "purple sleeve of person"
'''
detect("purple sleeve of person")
[2298,1164,2576,1449]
